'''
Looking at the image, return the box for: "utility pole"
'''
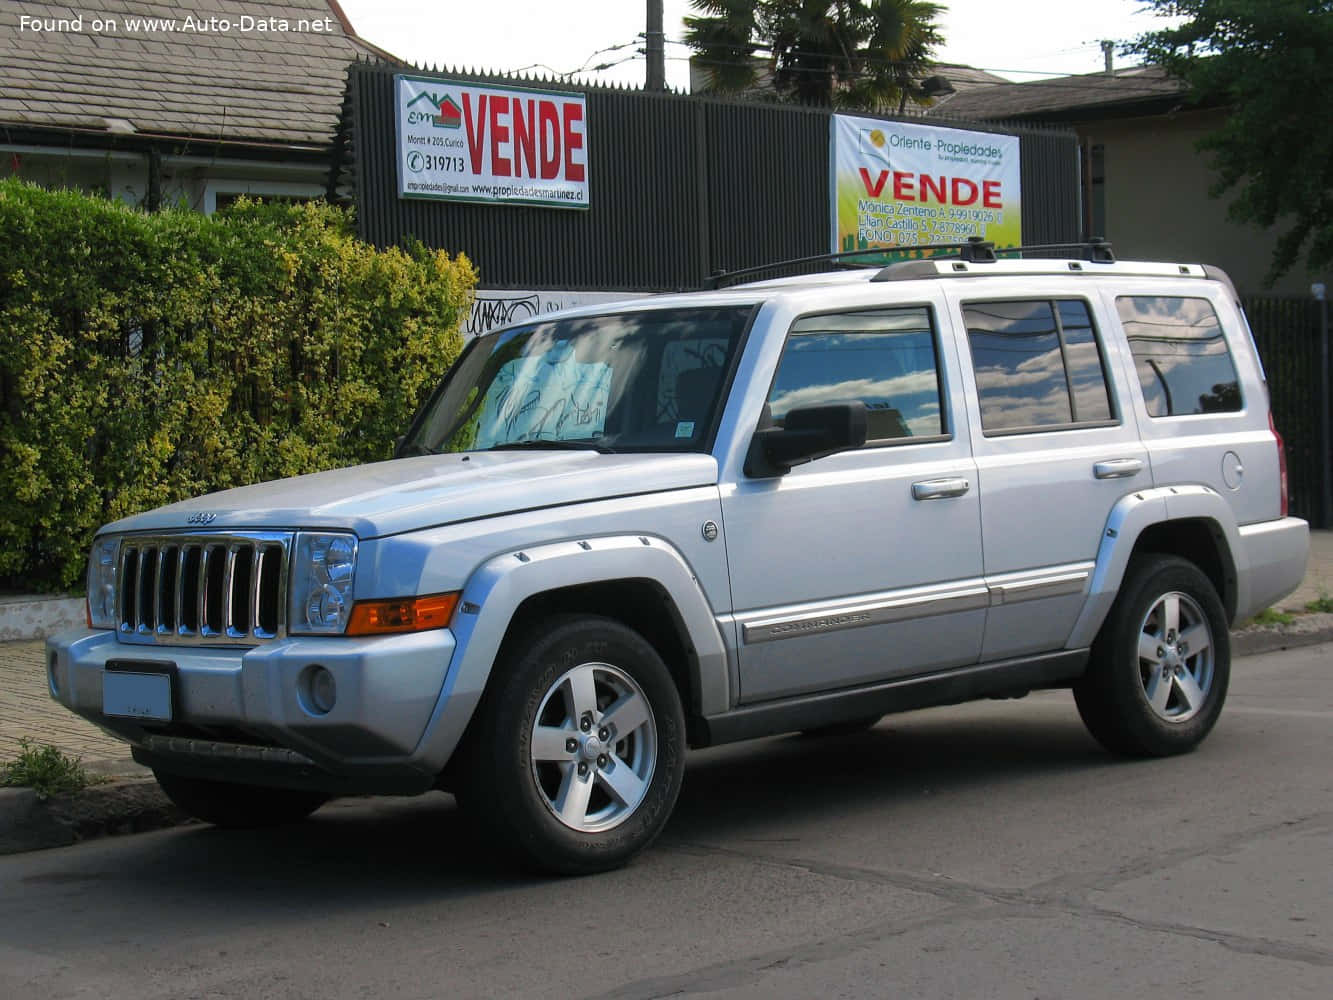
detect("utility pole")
[646,0,666,91]
[1316,281,1331,527]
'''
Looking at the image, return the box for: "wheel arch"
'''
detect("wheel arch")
[499,578,702,720]
[1068,485,1243,648]
[1130,519,1237,622]
[416,535,731,775]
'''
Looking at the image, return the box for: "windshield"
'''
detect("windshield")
[402,306,754,455]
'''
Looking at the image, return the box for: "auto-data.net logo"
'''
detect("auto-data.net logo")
[407,91,462,129]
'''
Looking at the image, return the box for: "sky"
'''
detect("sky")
[335,0,1180,90]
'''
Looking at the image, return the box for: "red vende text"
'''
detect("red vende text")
[462,93,586,182]
[859,168,1002,208]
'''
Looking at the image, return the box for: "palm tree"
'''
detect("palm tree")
[685,0,945,112]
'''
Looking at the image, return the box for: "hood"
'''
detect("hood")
[101,451,720,539]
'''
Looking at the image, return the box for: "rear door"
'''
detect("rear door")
[944,283,1149,661]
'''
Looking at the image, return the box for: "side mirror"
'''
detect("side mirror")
[745,401,868,477]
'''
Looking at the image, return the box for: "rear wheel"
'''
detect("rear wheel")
[153,771,328,828]
[1074,555,1230,757]
[456,616,686,875]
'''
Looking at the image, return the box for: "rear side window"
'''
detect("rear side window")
[768,307,946,442]
[1117,296,1242,417]
[962,299,1114,434]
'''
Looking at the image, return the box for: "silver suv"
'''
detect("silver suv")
[49,247,1309,873]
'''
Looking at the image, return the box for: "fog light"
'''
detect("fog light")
[301,665,337,716]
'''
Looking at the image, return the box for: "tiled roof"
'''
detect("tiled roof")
[926,65,1187,121]
[689,58,1009,111]
[0,1,393,148]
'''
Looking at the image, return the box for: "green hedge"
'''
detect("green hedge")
[0,180,476,591]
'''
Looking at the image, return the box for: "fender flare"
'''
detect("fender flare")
[414,534,730,772]
[1067,484,1243,649]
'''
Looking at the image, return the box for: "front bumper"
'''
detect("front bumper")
[46,627,460,795]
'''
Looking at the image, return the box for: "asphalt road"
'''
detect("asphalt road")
[2,645,1330,1000]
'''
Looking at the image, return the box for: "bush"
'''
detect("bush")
[0,181,476,590]
[0,738,101,800]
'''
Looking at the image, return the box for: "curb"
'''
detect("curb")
[0,594,84,642]
[0,771,189,856]
[1231,611,1333,658]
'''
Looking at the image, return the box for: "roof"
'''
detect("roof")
[0,1,395,150]
[688,58,1010,112]
[926,65,1188,122]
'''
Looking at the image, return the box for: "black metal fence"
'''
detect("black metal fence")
[1244,295,1330,526]
[342,62,1081,291]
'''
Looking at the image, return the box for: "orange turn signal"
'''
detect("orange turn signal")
[346,592,460,636]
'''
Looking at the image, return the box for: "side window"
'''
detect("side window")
[768,307,946,442]
[963,299,1114,434]
[1117,296,1242,417]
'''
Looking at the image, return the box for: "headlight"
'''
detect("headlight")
[289,532,359,635]
[87,536,120,629]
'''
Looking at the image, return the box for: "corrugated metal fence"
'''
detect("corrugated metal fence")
[343,62,1081,291]
[1245,295,1330,526]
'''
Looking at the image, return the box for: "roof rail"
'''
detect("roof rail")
[706,238,1115,289]
[705,241,994,289]
[870,238,1116,282]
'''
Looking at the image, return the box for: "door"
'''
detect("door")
[721,301,985,704]
[946,288,1149,661]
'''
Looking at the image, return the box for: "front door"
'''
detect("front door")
[721,300,985,704]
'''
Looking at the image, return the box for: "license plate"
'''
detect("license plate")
[103,667,173,722]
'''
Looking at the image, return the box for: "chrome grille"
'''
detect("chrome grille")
[117,532,291,645]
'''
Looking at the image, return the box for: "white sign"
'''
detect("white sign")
[395,75,589,209]
[831,115,1021,253]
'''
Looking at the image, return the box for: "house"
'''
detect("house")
[927,65,1311,296]
[0,0,394,212]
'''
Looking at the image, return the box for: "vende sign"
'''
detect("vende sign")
[395,75,589,209]
[831,115,1020,254]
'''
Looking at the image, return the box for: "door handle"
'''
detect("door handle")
[1093,458,1144,480]
[912,477,971,500]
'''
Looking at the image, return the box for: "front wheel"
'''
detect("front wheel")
[456,616,686,875]
[153,771,328,828]
[1074,555,1230,757]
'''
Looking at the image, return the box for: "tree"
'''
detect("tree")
[684,0,945,113]
[1130,0,1333,284]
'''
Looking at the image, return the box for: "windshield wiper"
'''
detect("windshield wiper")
[484,439,616,454]
[396,441,439,457]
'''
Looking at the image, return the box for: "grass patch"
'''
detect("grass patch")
[0,738,102,800]
[1249,607,1295,627]
[1304,589,1333,614]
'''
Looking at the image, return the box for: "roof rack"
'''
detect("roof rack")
[706,237,1115,289]
[705,242,998,290]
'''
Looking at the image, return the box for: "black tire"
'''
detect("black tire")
[455,615,686,875]
[1074,554,1230,757]
[153,771,328,828]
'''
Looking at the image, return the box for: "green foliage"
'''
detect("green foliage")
[685,0,944,111]
[0,738,102,800]
[1304,589,1333,614]
[1130,0,1333,283]
[1249,607,1295,627]
[0,181,477,591]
